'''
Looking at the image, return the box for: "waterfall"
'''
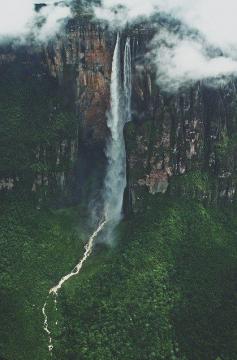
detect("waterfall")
[124,37,132,123]
[103,33,125,236]
[42,33,132,353]
[103,34,132,243]
[103,33,125,242]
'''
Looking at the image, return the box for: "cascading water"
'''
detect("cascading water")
[42,33,132,355]
[124,37,132,123]
[103,34,132,243]
[103,33,126,243]
[49,220,107,296]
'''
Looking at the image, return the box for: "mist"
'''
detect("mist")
[150,29,237,92]
[0,0,72,44]
[93,0,237,90]
[3,1,237,88]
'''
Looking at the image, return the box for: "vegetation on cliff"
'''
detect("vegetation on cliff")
[0,58,77,196]
[0,194,236,360]
[0,15,236,360]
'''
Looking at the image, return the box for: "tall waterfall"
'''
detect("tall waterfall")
[103,34,132,243]
[42,33,132,353]
[124,37,132,123]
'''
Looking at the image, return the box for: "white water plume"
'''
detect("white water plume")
[102,33,132,243]
[124,37,132,123]
[103,33,125,240]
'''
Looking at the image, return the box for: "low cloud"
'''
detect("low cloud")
[150,30,237,92]
[2,0,237,89]
[33,3,72,42]
[93,0,159,27]
[0,0,72,44]
[93,0,237,90]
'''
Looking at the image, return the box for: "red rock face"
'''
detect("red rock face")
[45,23,113,148]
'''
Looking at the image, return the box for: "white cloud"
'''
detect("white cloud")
[2,0,237,89]
[151,30,237,92]
[94,0,237,51]
[94,0,237,90]
[34,4,72,42]
[0,0,72,43]
[94,0,159,26]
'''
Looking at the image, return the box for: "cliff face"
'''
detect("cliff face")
[127,69,237,208]
[0,18,236,207]
[45,19,113,148]
[0,45,77,201]
[96,24,235,209]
